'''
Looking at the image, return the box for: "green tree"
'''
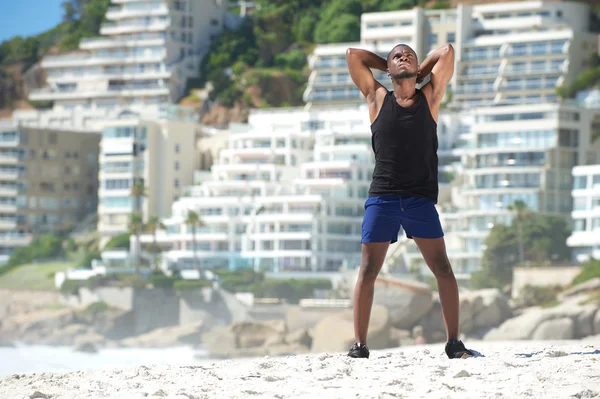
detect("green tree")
[145,216,165,271]
[103,232,130,250]
[130,180,146,214]
[508,200,528,266]
[185,211,205,272]
[471,212,571,289]
[572,258,600,286]
[128,212,144,275]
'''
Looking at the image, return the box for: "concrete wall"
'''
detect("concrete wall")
[179,288,250,326]
[512,266,583,299]
[63,286,250,335]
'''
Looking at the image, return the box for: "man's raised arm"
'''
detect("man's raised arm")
[346,48,387,102]
[419,44,455,105]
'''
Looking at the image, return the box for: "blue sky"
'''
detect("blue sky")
[0,0,64,42]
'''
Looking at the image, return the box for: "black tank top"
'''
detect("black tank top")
[368,89,439,202]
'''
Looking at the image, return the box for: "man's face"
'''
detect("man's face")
[387,45,419,80]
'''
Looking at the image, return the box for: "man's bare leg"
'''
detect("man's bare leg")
[353,242,390,345]
[413,237,459,341]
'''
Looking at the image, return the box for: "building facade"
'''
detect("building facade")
[0,123,100,263]
[29,0,231,111]
[97,106,199,246]
[304,1,597,108]
[567,164,600,263]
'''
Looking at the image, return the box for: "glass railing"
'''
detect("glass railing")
[81,33,166,45]
[102,18,169,30]
[108,83,166,91]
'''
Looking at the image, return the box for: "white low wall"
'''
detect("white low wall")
[512,266,582,299]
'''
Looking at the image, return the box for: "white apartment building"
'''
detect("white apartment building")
[453,1,596,107]
[304,1,596,108]
[97,105,199,246]
[567,164,600,263]
[29,0,232,111]
[135,106,379,272]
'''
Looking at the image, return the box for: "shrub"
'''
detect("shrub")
[518,285,562,308]
[173,280,213,293]
[572,258,600,286]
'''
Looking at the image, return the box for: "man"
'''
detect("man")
[345,43,474,359]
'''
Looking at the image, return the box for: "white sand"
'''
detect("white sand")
[1,340,598,399]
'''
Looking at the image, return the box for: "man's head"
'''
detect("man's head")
[387,44,419,80]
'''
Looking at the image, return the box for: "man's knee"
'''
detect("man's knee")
[432,257,454,279]
[358,261,381,283]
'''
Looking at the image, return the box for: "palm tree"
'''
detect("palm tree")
[146,216,165,271]
[128,212,144,275]
[130,180,146,214]
[508,200,528,266]
[185,210,204,273]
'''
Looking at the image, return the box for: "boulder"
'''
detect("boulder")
[231,320,286,349]
[373,275,434,329]
[532,318,574,340]
[1,308,74,335]
[202,326,237,358]
[415,299,446,343]
[202,320,288,358]
[74,333,105,347]
[484,308,547,341]
[267,343,310,357]
[459,289,513,335]
[284,329,312,348]
[119,322,205,348]
[36,323,91,346]
[575,306,598,338]
[558,278,600,301]
[74,341,98,354]
[311,304,391,353]
[594,310,600,335]
[485,301,600,341]
[285,306,345,332]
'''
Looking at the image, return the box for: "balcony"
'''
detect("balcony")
[0,233,32,247]
[0,153,22,164]
[100,19,170,35]
[0,217,17,229]
[0,185,18,196]
[0,169,22,180]
[41,52,165,68]
[106,3,168,20]
[80,35,166,50]
[29,84,169,101]
[304,89,363,103]
[0,203,17,213]
[0,136,19,147]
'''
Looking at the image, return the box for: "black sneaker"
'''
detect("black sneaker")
[445,339,474,359]
[347,342,370,359]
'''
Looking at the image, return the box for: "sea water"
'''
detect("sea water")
[0,344,208,376]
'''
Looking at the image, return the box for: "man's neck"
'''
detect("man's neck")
[392,79,417,102]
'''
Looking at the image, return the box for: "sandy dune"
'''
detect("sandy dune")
[0,341,598,399]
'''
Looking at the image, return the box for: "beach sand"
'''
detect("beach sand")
[0,340,598,399]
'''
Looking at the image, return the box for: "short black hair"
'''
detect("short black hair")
[387,44,418,63]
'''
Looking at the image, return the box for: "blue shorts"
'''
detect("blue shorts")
[361,195,444,243]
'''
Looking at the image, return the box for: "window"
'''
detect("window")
[175,144,180,153]
[174,179,180,188]
[573,176,587,190]
[210,18,219,26]
[104,179,130,190]
[447,32,455,43]
[175,161,180,170]
[573,219,586,232]
[429,33,438,45]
